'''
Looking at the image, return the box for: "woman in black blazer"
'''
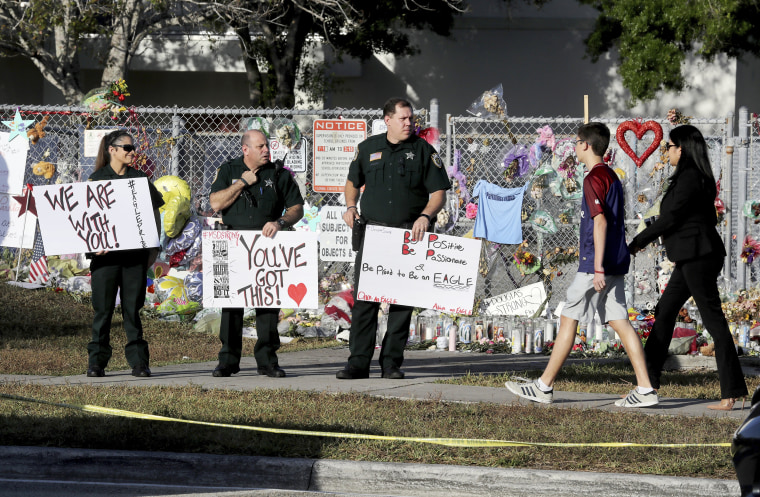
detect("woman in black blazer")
[629,125,747,410]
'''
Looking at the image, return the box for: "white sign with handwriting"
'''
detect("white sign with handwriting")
[202,230,319,309]
[480,282,547,317]
[0,193,36,249]
[0,132,29,194]
[32,178,160,255]
[357,225,481,315]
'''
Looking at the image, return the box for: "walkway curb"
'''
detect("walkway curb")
[0,446,740,497]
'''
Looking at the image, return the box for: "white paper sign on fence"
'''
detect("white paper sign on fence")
[0,132,29,194]
[202,230,319,309]
[357,225,481,315]
[0,193,36,249]
[32,178,160,255]
[318,206,356,262]
[480,282,547,317]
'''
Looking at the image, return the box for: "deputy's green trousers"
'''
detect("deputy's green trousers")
[88,250,150,369]
[347,238,413,371]
[218,307,281,368]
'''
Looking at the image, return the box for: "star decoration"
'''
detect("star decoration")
[406,151,415,160]
[12,184,36,217]
[2,109,35,142]
[265,179,274,188]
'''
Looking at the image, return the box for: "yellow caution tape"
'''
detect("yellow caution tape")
[0,393,730,448]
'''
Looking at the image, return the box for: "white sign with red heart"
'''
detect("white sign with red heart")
[202,230,318,309]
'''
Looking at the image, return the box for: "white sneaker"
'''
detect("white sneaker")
[615,389,659,408]
[505,380,553,404]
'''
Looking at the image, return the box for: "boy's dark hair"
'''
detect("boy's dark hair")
[577,122,610,157]
[383,97,413,118]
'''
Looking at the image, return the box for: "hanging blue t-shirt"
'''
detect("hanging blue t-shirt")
[472,180,528,244]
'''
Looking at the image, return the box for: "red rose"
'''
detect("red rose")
[118,95,125,101]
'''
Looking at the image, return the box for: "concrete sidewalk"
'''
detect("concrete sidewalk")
[1,346,752,419]
[0,346,750,496]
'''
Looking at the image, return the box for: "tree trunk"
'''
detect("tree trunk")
[236,25,265,107]
[261,9,311,109]
[101,0,142,86]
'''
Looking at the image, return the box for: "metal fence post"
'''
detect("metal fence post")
[170,110,182,177]
[737,107,750,289]
[723,112,734,285]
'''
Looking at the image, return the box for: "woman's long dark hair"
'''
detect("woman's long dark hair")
[668,124,716,198]
[94,129,132,171]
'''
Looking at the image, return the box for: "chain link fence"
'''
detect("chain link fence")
[445,114,733,312]
[743,109,760,289]
[0,104,747,314]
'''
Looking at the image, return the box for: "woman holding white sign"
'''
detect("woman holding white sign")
[86,130,164,378]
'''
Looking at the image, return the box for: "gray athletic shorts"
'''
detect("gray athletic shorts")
[561,273,628,324]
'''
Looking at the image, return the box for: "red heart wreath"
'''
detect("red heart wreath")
[615,120,663,168]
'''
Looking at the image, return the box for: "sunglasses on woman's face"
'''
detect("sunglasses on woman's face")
[112,143,136,153]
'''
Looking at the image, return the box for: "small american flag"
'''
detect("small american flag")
[28,223,49,285]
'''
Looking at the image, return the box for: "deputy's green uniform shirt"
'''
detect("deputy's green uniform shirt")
[210,157,304,229]
[347,133,451,226]
[88,164,165,213]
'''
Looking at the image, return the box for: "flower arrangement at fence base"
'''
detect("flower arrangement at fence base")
[513,242,540,275]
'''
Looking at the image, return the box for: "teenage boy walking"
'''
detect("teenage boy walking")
[505,122,658,408]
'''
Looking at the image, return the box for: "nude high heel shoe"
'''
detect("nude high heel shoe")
[707,398,746,411]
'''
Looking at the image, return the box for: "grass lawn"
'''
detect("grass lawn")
[0,282,751,480]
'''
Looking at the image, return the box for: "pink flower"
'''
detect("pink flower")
[465,202,478,219]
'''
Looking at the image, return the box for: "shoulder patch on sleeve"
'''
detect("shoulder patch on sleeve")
[212,168,219,184]
[352,148,359,162]
[431,152,443,168]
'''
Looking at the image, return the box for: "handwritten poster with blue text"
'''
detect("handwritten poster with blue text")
[202,230,319,309]
[357,225,482,315]
[32,178,160,255]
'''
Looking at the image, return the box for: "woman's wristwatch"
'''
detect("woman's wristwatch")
[277,218,288,229]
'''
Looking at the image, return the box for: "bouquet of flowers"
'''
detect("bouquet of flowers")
[741,235,760,264]
[513,242,541,275]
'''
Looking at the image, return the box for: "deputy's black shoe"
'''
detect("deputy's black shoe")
[381,366,405,379]
[131,365,151,377]
[86,365,105,377]
[336,365,370,379]
[257,364,286,378]
[212,364,240,377]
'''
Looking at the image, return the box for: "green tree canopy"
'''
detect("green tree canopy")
[580,0,760,104]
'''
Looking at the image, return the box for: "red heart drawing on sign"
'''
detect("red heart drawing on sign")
[288,283,307,307]
[615,120,663,168]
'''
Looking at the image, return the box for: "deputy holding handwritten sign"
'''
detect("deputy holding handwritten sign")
[336,98,451,380]
[86,130,164,379]
[209,130,304,378]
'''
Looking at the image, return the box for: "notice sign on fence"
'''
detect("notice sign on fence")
[357,225,482,314]
[32,178,160,256]
[312,119,366,192]
[480,282,547,317]
[318,206,356,262]
[202,230,319,309]
[269,137,308,173]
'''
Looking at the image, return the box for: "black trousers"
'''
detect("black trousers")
[218,307,280,368]
[88,250,150,369]
[645,255,747,399]
[346,235,412,372]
